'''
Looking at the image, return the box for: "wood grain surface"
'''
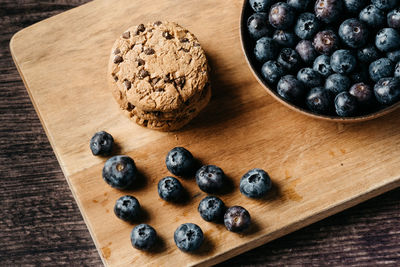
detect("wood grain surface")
[1,0,400,266]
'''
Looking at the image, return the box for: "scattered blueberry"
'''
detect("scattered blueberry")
[306,87,332,114]
[254,37,278,62]
[313,55,333,77]
[334,92,358,117]
[387,8,400,29]
[248,13,271,40]
[224,206,251,232]
[277,48,301,71]
[369,58,395,82]
[250,0,274,12]
[338,19,368,49]
[349,83,374,106]
[387,50,400,62]
[375,28,400,52]
[198,196,226,222]
[395,61,400,78]
[273,30,297,47]
[325,73,351,95]
[371,0,399,11]
[102,155,137,189]
[297,68,323,88]
[158,176,184,202]
[330,50,357,74]
[374,77,400,105]
[357,45,381,63]
[114,195,141,222]
[269,2,295,30]
[277,75,306,103]
[287,0,311,11]
[294,13,320,40]
[359,5,386,29]
[240,168,272,198]
[174,223,204,252]
[343,0,368,14]
[165,147,196,177]
[131,224,157,250]
[296,40,318,65]
[314,0,343,24]
[261,60,286,85]
[90,131,114,156]
[313,30,339,55]
[195,165,225,193]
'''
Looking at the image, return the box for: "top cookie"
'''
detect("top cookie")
[108,21,209,112]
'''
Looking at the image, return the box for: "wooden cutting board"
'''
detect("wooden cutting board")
[10,0,400,266]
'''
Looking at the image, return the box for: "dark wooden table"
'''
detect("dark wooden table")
[0,0,399,266]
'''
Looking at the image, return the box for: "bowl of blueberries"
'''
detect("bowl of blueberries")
[241,0,400,122]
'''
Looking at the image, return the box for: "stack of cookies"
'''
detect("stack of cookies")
[108,21,211,131]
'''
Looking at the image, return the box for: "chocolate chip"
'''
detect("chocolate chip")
[122,31,130,39]
[175,77,185,88]
[137,24,145,32]
[112,74,118,81]
[144,48,155,55]
[162,31,173,39]
[164,73,171,83]
[154,21,162,26]
[142,120,148,127]
[137,58,145,66]
[124,80,131,90]
[113,55,123,64]
[155,87,165,92]
[113,48,121,54]
[180,38,189,43]
[138,69,149,79]
[127,102,135,111]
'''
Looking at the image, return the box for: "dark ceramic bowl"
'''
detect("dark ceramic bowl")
[239,0,400,122]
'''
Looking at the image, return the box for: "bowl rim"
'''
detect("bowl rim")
[239,0,400,123]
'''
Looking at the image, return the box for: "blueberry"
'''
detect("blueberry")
[359,5,386,29]
[374,77,400,105]
[240,168,272,198]
[313,55,333,77]
[261,60,285,85]
[325,73,351,95]
[371,0,399,11]
[369,58,395,82]
[357,45,381,63]
[306,87,332,114]
[277,48,301,71]
[338,19,368,49]
[102,155,137,189]
[387,50,400,62]
[334,92,358,117]
[247,13,271,40]
[297,68,323,88]
[294,13,320,40]
[277,75,306,103]
[330,50,357,74]
[349,83,374,106]
[90,131,114,156]
[313,30,339,55]
[287,0,311,11]
[224,206,251,232]
[249,0,274,12]
[314,0,343,24]
[157,176,184,202]
[295,40,318,65]
[198,196,226,222]
[195,165,225,193]
[254,37,278,62]
[114,195,141,222]
[273,30,297,47]
[375,28,400,52]
[174,223,203,252]
[395,61,400,78]
[387,8,400,29]
[131,224,157,250]
[269,2,295,30]
[165,147,196,177]
[343,0,368,14]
